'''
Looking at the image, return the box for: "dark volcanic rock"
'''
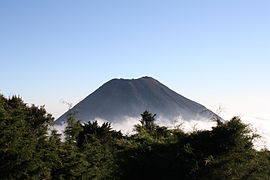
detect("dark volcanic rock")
[55,77,218,124]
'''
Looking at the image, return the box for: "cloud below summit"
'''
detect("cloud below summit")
[54,113,270,150]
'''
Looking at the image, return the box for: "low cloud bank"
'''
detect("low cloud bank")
[240,115,270,150]
[53,115,270,150]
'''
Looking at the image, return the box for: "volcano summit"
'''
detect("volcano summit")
[56,77,218,124]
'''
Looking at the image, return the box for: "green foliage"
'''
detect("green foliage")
[76,121,121,179]
[1,95,270,179]
[0,95,55,179]
[64,112,83,143]
[138,110,156,132]
[52,143,92,180]
[117,116,269,180]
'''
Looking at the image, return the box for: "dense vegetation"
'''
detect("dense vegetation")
[1,95,270,179]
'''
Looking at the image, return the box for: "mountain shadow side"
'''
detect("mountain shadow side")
[55,77,219,125]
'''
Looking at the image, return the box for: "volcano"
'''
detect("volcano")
[55,77,219,124]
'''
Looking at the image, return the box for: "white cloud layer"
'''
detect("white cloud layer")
[53,114,270,150]
[240,115,270,150]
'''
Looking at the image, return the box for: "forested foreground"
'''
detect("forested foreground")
[1,95,270,180]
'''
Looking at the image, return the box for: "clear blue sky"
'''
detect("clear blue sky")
[1,0,270,118]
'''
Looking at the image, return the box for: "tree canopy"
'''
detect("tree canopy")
[0,95,270,179]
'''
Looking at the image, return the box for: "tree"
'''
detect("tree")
[139,110,156,132]
[0,95,55,179]
[64,112,83,144]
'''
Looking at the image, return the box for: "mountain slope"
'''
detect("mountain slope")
[55,77,218,124]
